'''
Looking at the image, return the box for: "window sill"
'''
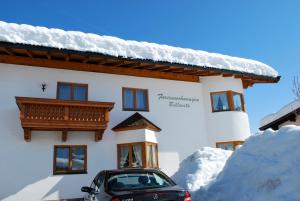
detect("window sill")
[212,110,245,113]
[123,109,149,112]
[53,171,88,175]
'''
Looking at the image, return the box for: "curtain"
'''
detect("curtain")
[124,89,134,109]
[152,145,157,167]
[213,93,229,111]
[58,85,71,100]
[73,86,87,101]
[233,94,242,111]
[119,146,129,168]
[136,90,146,110]
[132,144,143,167]
[147,145,153,167]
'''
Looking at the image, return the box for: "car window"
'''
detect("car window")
[107,171,173,191]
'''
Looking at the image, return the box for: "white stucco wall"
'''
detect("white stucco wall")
[201,76,251,147]
[0,64,250,200]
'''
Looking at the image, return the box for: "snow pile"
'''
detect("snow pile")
[0,21,278,77]
[260,99,300,127]
[194,126,300,201]
[172,147,232,192]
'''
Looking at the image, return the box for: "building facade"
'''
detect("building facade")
[260,99,300,130]
[0,21,279,200]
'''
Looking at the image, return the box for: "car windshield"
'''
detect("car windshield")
[107,172,174,191]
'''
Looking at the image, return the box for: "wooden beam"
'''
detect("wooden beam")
[234,75,243,79]
[62,130,68,142]
[82,56,90,63]
[222,73,233,77]
[46,51,52,60]
[0,55,200,82]
[95,130,104,141]
[65,54,70,61]
[3,47,14,55]
[25,50,33,58]
[199,72,222,76]
[24,128,31,142]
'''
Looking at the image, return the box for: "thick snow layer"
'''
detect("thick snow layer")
[260,99,300,127]
[193,126,300,201]
[0,21,278,77]
[172,147,232,193]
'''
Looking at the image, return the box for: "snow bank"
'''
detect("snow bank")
[0,21,278,77]
[260,99,300,127]
[194,126,300,201]
[172,147,232,193]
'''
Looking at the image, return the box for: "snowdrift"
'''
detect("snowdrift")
[172,147,232,193]
[174,126,300,201]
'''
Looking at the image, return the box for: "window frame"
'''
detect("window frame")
[122,87,149,112]
[117,142,158,169]
[57,82,88,101]
[216,141,244,151]
[53,145,87,175]
[210,90,245,112]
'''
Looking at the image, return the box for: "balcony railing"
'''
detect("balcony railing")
[16,97,114,142]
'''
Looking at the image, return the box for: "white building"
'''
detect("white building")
[260,99,300,130]
[0,21,279,201]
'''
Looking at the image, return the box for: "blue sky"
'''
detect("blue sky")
[1,0,299,132]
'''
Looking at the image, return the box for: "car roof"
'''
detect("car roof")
[104,168,162,174]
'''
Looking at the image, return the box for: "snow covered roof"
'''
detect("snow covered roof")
[260,99,300,129]
[0,21,278,78]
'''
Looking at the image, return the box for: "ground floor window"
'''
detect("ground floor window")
[117,142,158,169]
[216,141,244,151]
[53,145,87,174]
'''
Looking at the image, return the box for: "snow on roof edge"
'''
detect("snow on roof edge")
[0,21,279,78]
[260,99,300,127]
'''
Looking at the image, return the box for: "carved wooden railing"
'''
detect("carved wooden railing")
[16,97,114,142]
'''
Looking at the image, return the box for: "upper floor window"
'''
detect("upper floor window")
[210,90,245,112]
[117,142,158,169]
[57,82,88,101]
[122,87,149,111]
[53,145,87,175]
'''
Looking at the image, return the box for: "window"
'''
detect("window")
[53,145,87,174]
[107,171,173,192]
[232,92,244,111]
[117,142,158,169]
[216,141,244,151]
[122,88,149,111]
[57,82,88,101]
[210,91,245,112]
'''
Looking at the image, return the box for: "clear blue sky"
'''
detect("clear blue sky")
[1,0,299,133]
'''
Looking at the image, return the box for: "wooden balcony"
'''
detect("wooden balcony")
[16,97,114,142]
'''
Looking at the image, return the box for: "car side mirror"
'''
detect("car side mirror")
[81,186,93,193]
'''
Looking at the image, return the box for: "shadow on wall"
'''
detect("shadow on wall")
[0,108,91,201]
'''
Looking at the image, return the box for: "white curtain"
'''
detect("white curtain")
[132,144,143,167]
[152,145,157,167]
[147,145,153,167]
[120,146,129,168]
